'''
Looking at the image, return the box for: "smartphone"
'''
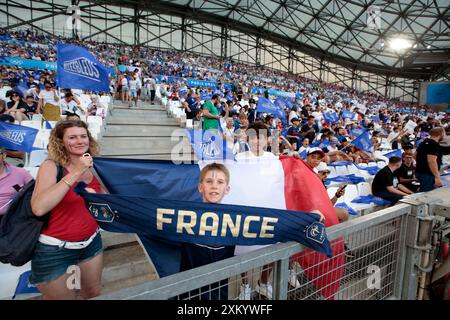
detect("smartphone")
[339,185,347,191]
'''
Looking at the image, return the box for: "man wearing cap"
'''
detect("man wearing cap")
[316,162,349,222]
[305,147,326,171]
[287,117,302,151]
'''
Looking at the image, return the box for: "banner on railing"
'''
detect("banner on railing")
[0,56,57,71]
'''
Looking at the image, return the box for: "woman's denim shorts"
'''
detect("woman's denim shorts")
[30,233,103,285]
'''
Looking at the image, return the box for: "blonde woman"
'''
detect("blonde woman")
[30,120,103,300]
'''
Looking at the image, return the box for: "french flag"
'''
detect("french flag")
[93,156,344,299]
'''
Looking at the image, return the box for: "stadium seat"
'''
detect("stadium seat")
[335,165,350,176]
[345,184,374,212]
[33,129,51,149]
[327,187,343,204]
[31,114,43,122]
[357,182,372,197]
[328,166,337,178]
[20,120,41,130]
[87,116,103,127]
[347,164,361,176]
[343,185,358,203]
[27,150,48,167]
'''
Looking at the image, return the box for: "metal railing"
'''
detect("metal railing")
[97,202,416,300]
[96,187,450,300]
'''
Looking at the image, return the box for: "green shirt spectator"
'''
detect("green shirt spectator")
[202,95,221,130]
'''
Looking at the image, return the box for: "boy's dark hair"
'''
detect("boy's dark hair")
[199,163,230,184]
[403,143,414,151]
[246,121,271,137]
[389,156,402,165]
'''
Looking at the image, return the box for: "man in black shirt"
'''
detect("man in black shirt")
[301,116,319,143]
[415,127,445,192]
[394,153,419,192]
[372,156,413,204]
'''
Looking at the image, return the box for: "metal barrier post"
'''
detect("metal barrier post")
[273,258,289,300]
[398,199,427,300]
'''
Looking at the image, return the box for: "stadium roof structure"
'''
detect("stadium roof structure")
[115,0,450,80]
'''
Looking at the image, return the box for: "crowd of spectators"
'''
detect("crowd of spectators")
[1,28,450,209]
[0,27,449,302]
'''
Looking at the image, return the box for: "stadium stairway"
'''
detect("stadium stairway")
[99,101,195,161]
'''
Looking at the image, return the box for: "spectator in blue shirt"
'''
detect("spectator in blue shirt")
[182,92,199,119]
[287,117,302,150]
[301,116,319,143]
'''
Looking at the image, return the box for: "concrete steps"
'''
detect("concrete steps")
[99,101,194,159]
[101,242,157,294]
[99,136,192,156]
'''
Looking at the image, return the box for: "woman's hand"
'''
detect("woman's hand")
[85,187,97,193]
[310,209,325,223]
[73,153,93,175]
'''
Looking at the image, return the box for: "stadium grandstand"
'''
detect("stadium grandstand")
[0,0,449,303]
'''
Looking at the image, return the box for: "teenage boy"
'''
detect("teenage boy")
[180,163,235,300]
[287,117,302,151]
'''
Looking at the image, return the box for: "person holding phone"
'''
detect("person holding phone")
[316,162,349,222]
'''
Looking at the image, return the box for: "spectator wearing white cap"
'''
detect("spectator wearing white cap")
[316,162,349,222]
[305,147,326,171]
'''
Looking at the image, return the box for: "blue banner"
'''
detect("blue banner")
[76,183,330,254]
[352,131,373,153]
[268,89,295,99]
[274,97,289,113]
[323,112,339,124]
[200,92,212,101]
[341,110,355,120]
[354,164,380,175]
[0,56,57,71]
[75,158,333,277]
[368,115,380,123]
[185,129,234,161]
[0,122,38,153]
[350,127,367,138]
[257,97,285,119]
[335,203,357,216]
[426,83,450,105]
[186,79,218,89]
[325,174,365,185]
[251,87,296,99]
[352,195,390,206]
[56,44,110,92]
[383,149,402,159]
